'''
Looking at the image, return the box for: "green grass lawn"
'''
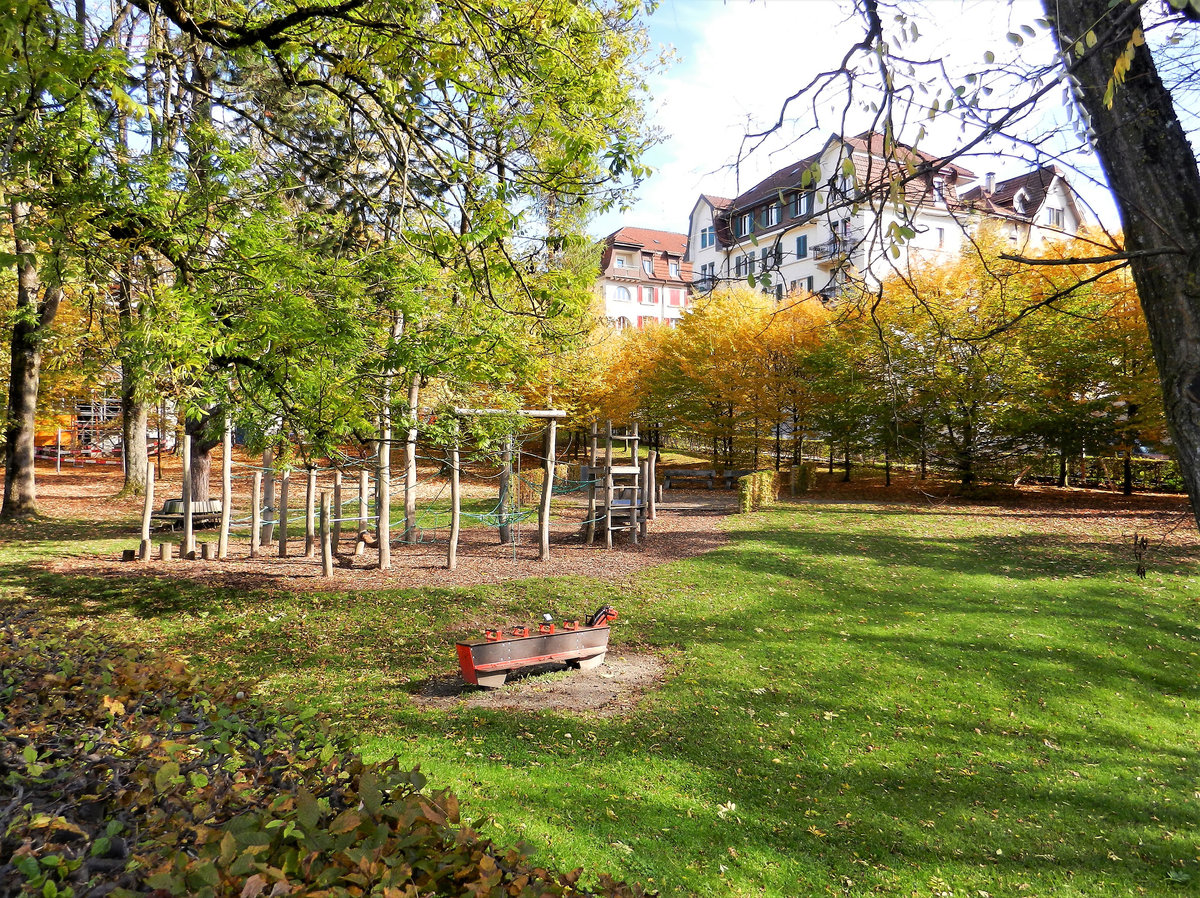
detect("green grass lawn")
[3,493,1199,896]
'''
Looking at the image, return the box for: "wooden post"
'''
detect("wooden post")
[304,468,316,558]
[447,445,460,570]
[261,449,276,545]
[332,471,343,551]
[217,422,232,559]
[538,418,557,561]
[278,471,290,557]
[55,427,61,474]
[181,433,194,559]
[250,470,262,557]
[631,422,640,467]
[357,469,368,556]
[159,541,173,561]
[639,459,650,540]
[378,433,391,570]
[585,422,598,545]
[320,491,333,577]
[201,542,215,561]
[139,462,155,561]
[498,437,512,545]
[404,377,420,545]
[647,450,658,521]
[604,470,614,550]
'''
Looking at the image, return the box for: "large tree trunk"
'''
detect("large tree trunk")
[117,263,148,496]
[2,201,63,520]
[1047,0,1200,528]
[185,411,221,501]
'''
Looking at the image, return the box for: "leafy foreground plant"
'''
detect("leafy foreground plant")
[0,609,651,898]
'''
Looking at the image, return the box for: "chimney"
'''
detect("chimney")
[985,172,996,194]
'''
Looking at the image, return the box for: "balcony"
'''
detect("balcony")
[813,235,853,267]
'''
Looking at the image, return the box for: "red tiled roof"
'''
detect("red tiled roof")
[604,226,688,256]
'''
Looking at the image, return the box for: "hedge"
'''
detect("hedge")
[0,609,651,898]
[737,471,777,513]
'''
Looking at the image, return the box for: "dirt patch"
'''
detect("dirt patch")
[29,461,736,590]
[413,651,666,717]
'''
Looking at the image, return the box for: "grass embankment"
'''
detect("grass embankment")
[2,490,1199,896]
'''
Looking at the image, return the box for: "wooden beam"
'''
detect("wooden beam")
[453,407,567,419]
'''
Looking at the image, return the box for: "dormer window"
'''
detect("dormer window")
[792,190,814,218]
[932,178,946,205]
[699,225,715,249]
[615,254,629,269]
[643,257,653,275]
[1047,207,1064,228]
[1013,188,1029,215]
[669,260,680,278]
[762,204,780,228]
[736,212,754,238]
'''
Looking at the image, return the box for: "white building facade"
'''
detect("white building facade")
[687,132,1082,301]
[597,226,692,328]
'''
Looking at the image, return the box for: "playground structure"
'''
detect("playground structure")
[456,605,619,689]
[130,413,659,576]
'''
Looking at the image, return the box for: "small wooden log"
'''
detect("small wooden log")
[304,468,316,558]
[332,471,342,551]
[182,433,194,559]
[159,542,173,561]
[278,471,290,558]
[201,542,214,561]
[179,539,194,561]
[122,548,137,562]
[218,422,232,559]
[320,491,333,577]
[138,539,151,560]
[448,446,460,571]
[538,418,557,561]
[250,471,262,557]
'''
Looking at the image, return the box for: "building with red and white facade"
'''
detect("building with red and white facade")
[597,227,692,328]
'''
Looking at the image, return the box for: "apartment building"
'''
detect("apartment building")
[597,226,692,328]
[686,131,1080,301]
[960,166,1085,248]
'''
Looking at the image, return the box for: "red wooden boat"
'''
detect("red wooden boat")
[456,605,618,688]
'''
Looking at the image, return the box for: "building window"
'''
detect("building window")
[700,225,716,248]
[643,257,653,275]
[668,288,682,307]
[746,253,756,276]
[640,286,657,304]
[669,260,680,278]
[936,227,945,248]
[763,204,780,227]
[734,256,744,277]
[793,190,814,218]
[774,283,784,301]
[699,261,715,285]
[614,316,632,330]
[736,212,754,237]
[1047,207,1064,228]
[932,178,946,205]
[795,235,808,259]
[614,255,627,269]
[615,286,631,302]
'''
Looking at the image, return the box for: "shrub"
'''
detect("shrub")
[738,471,778,513]
[0,609,651,898]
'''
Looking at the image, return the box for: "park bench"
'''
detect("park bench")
[660,468,715,489]
[150,498,223,532]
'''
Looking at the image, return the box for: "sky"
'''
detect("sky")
[588,0,1117,240]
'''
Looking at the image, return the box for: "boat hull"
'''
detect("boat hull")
[456,626,611,688]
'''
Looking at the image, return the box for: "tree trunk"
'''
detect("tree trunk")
[1057,446,1069,488]
[185,411,221,501]
[120,371,149,496]
[2,201,63,520]
[842,443,851,482]
[1047,0,1200,529]
[1123,449,1134,496]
